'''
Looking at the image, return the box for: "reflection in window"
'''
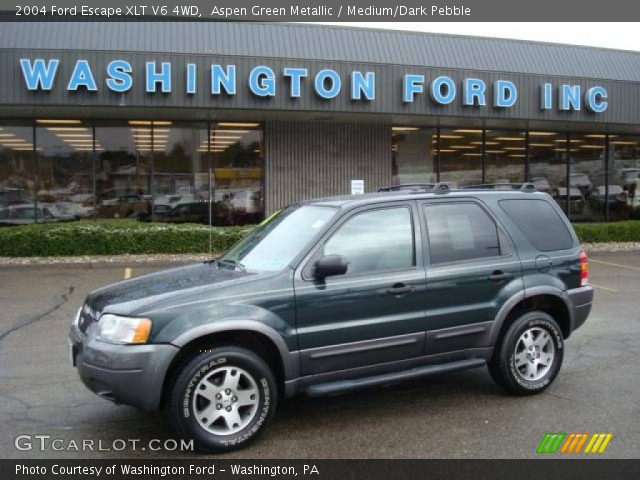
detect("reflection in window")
[35,120,93,221]
[92,121,264,226]
[391,127,436,187]
[438,129,483,187]
[94,122,153,220]
[528,131,570,214]
[0,122,36,224]
[609,135,640,220]
[211,122,264,225]
[152,122,209,223]
[485,130,526,185]
[424,203,500,264]
[324,207,415,275]
[569,134,605,222]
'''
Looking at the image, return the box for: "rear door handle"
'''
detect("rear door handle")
[387,284,415,295]
[488,271,513,282]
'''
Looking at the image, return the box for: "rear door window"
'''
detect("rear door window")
[499,199,574,251]
[424,203,501,264]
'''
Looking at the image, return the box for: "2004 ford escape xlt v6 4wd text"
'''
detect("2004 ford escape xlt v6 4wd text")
[69,184,594,452]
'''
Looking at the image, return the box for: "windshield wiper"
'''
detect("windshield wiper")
[218,258,247,271]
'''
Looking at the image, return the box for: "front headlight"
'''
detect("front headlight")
[96,314,152,344]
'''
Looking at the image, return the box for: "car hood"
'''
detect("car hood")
[84,262,254,318]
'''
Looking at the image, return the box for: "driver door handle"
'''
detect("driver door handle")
[488,271,513,282]
[387,284,415,295]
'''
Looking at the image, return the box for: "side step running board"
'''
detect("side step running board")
[306,358,486,397]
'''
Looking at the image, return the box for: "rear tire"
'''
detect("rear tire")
[169,346,277,452]
[489,311,564,395]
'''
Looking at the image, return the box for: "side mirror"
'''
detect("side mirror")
[315,254,348,279]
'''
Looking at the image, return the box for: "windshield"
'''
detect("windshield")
[220,205,337,272]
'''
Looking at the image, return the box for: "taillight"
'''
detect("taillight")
[579,251,589,287]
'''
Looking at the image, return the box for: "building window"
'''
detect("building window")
[94,122,153,220]
[569,133,606,222]
[152,122,210,223]
[608,135,640,221]
[485,130,526,185]
[0,121,36,224]
[211,122,264,225]
[438,128,483,187]
[35,120,93,221]
[528,131,570,214]
[391,127,436,187]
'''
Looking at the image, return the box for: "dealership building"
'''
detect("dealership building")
[1,22,640,225]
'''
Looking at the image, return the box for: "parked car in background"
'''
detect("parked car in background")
[620,168,640,188]
[154,194,196,210]
[0,187,32,207]
[161,201,231,224]
[97,194,149,219]
[530,177,552,193]
[0,204,76,226]
[152,204,173,217]
[98,188,150,206]
[552,187,586,215]
[214,188,263,224]
[53,201,94,219]
[569,173,593,196]
[590,185,631,220]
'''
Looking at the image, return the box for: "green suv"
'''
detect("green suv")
[69,184,594,452]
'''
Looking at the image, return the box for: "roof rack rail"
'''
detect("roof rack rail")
[377,183,436,192]
[432,182,453,193]
[461,183,537,192]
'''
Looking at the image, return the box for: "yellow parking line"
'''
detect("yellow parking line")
[590,259,640,272]
[588,283,618,293]
[124,267,132,280]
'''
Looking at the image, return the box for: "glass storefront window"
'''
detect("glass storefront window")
[152,122,210,224]
[569,134,606,222]
[94,121,264,226]
[35,120,93,221]
[485,130,526,185]
[211,122,264,225]
[0,121,36,224]
[528,131,570,214]
[609,135,640,221]
[391,127,436,187]
[2,120,637,230]
[438,129,483,187]
[94,122,153,220]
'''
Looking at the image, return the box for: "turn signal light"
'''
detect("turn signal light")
[132,319,152,343]
[579,251,589,287]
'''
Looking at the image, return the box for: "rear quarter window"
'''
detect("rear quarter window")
[499,199,574,251]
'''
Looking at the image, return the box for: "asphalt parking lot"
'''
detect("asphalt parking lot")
[0,253,638,459]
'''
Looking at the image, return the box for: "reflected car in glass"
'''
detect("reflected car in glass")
[0,204,76,226]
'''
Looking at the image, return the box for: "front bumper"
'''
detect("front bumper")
[69,323,179,411]
[567,285,594,332]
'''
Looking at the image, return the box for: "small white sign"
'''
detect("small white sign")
[351,179,365,195]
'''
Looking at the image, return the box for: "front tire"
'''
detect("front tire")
[169,346,277,452]
[489,311,564,395]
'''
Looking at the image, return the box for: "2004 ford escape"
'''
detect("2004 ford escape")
[69,184,594,452]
